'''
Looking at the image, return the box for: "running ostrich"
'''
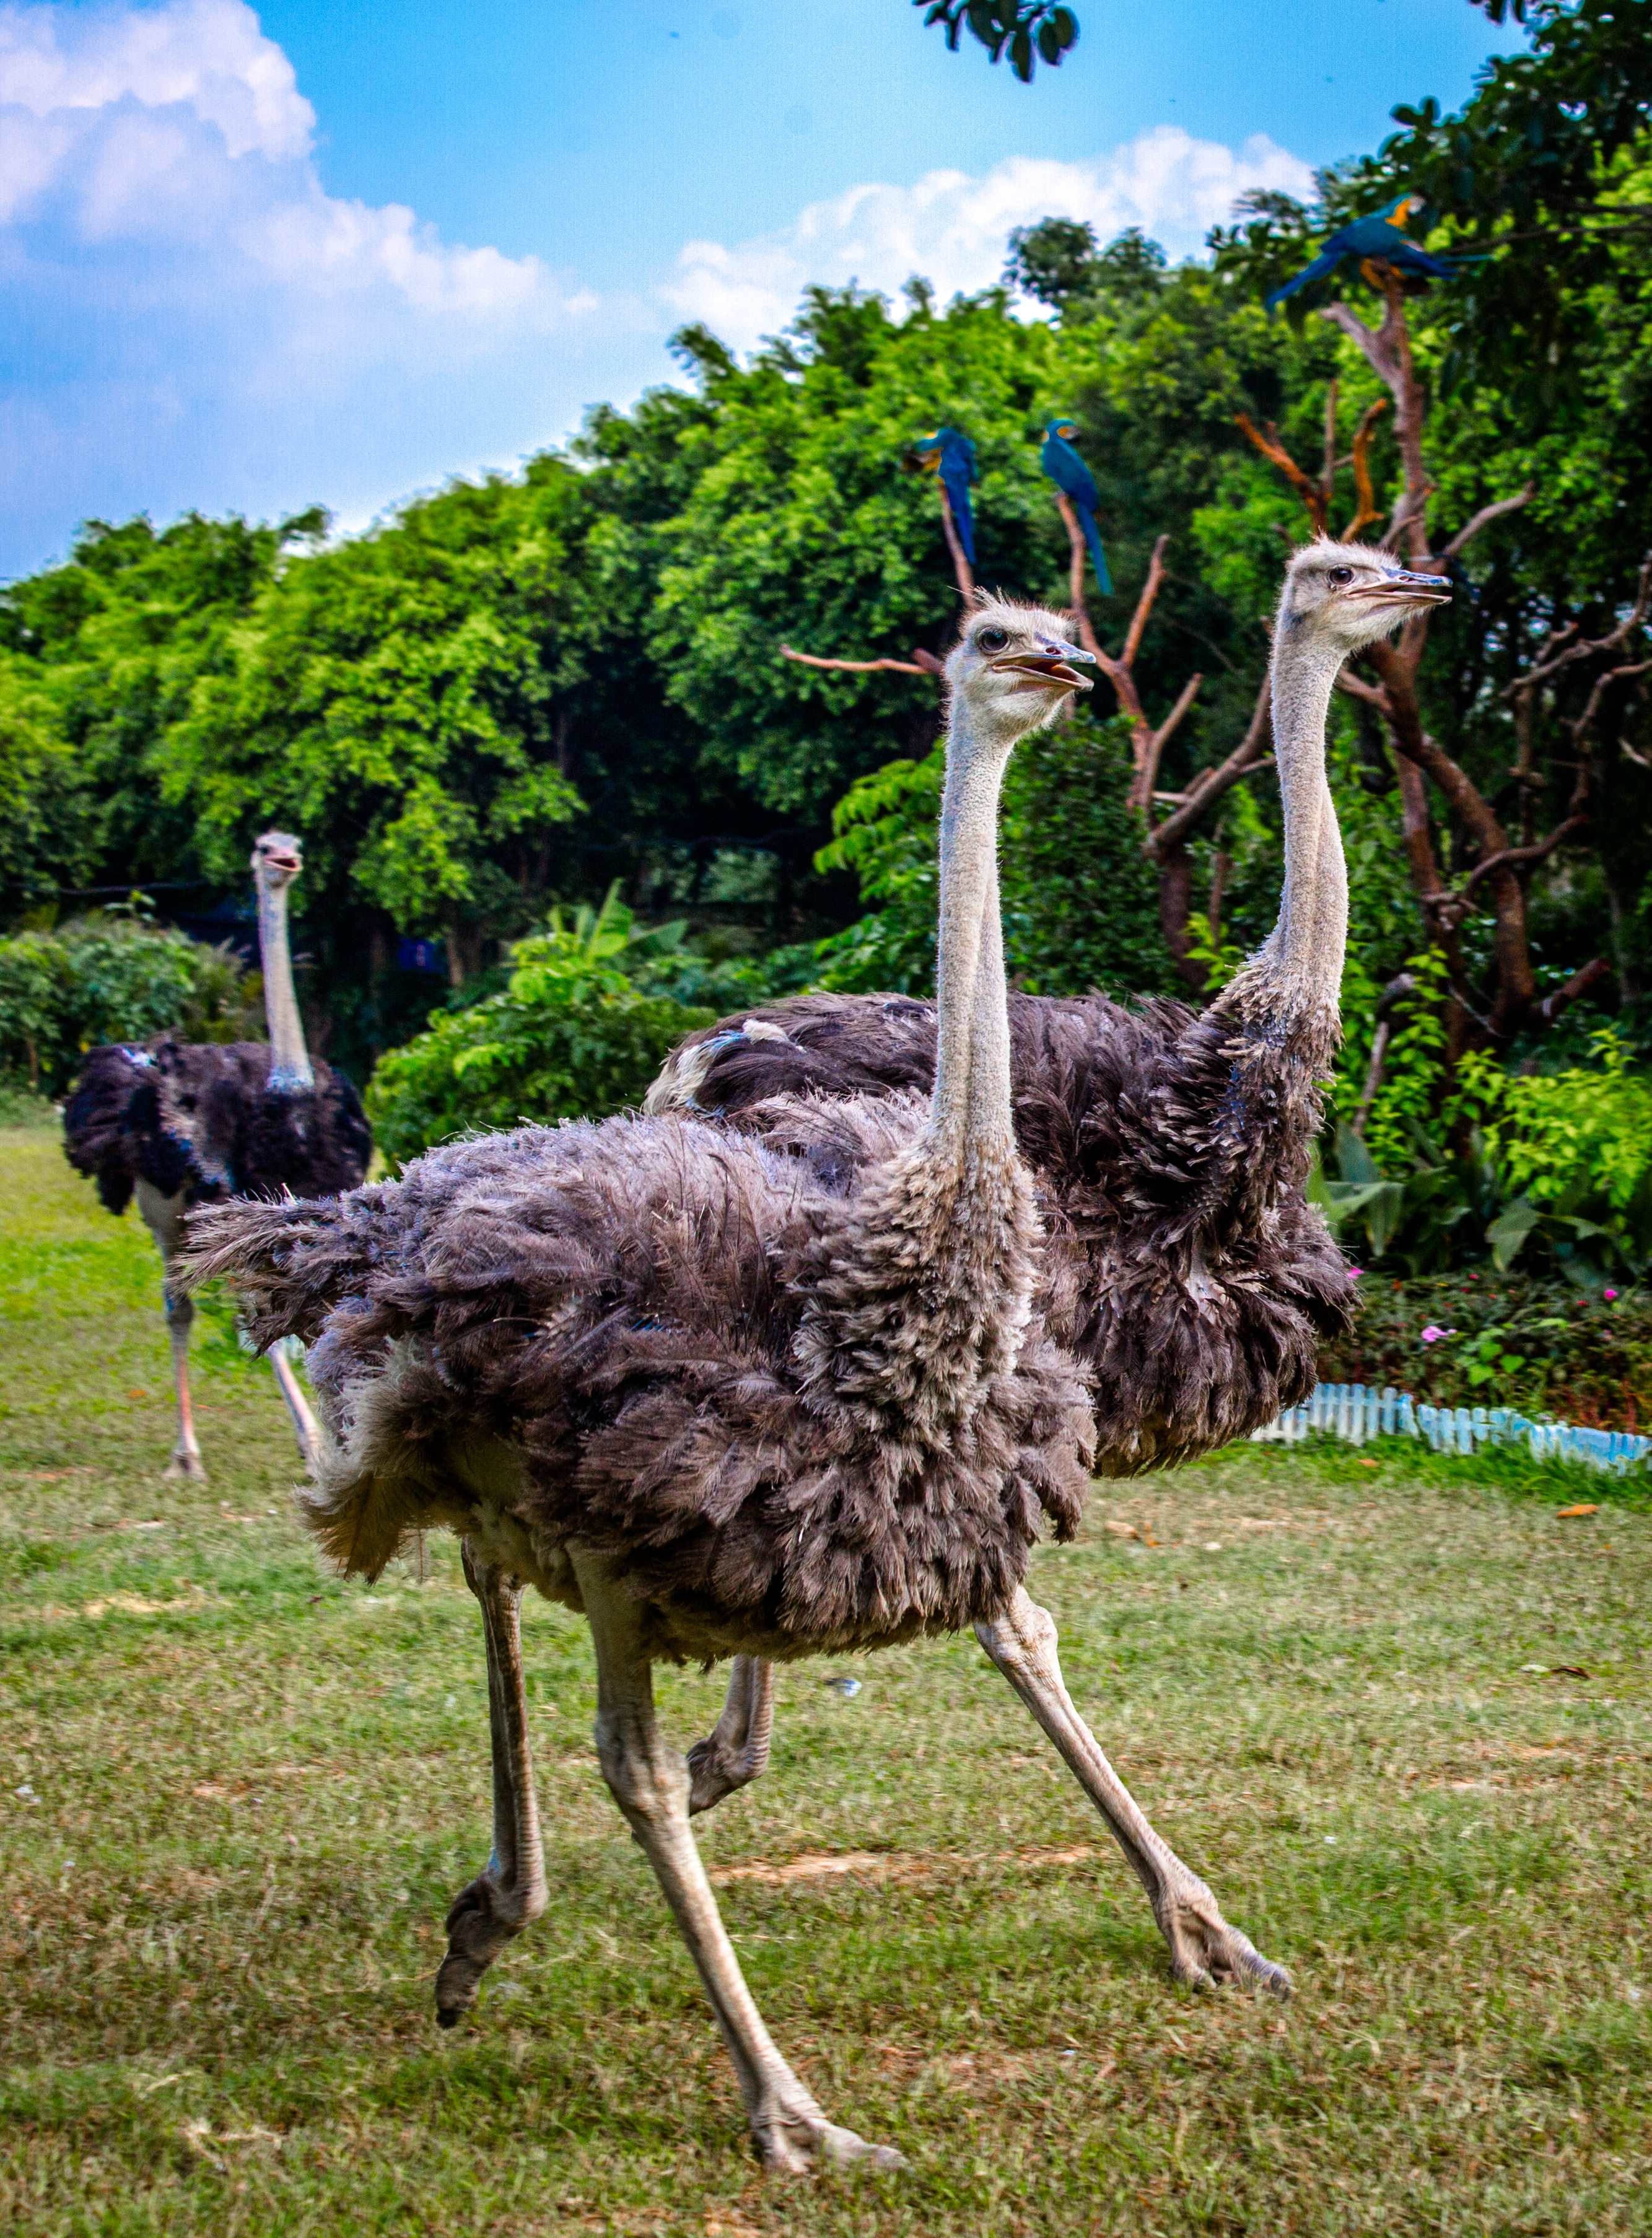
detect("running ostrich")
[63,833,371,1479]
[651,541,1452,1812]
[186,599,1303,2173]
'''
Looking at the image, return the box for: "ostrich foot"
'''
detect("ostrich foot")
[977,1588,1290,2000]
[688,1655,775,1815]
[162,1448,207,1482]
[1156,1874,1291,1996]
[435,1870,539,2027]
[751,2091,906,2175]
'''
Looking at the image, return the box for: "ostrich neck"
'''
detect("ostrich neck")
[256,875,314,1090]
[790,687,1036,1432]
[929,697,1015,1165]
[1225,623,1348,1039]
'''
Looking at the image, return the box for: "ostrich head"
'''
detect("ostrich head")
[251,831,304,893]
[944,595,1095,744]
[1278,539,1451,655]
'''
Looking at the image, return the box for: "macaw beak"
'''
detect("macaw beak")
[993,637,1097,689]
[1350,569,1452,608]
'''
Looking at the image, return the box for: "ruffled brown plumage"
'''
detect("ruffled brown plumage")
[185,1098,1095,1664]
[647,986,1353,1472]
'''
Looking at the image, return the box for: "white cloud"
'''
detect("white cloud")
[665,128,1315,350]
[0,0,610,565]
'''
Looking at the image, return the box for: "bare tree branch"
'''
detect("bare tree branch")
[1234,414,1327,534]
[1145,671,1272,855]
[1341,398,1389,540]
[1460,815,1588,899]
[1439,484,1534,561]
[1534,956,1613,1029]
[780,645,931,677]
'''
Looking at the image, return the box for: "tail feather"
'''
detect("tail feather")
[1264,248,1341,312]
[1075,501,1112,596]
[181,1194,370,1347]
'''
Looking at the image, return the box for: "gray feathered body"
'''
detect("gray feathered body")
[63,1039,372,1215]
[648,987,1353,1471]
[186,1096,1095,1664]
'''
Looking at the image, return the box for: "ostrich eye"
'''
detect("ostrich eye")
[1327,566,1355,585]
[977,627,1010,653]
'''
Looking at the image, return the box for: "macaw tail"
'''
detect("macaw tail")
[943,474,977,565]
[1077,502,1111,597]
[1263,248,1342,314]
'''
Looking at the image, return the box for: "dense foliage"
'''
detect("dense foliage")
[365,890,714,1167]
[0,914,261,1098]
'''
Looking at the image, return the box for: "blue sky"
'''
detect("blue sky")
[1,0,1522,577]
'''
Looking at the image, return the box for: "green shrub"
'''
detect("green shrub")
[1318,1270,1652,1433]
[813,710,1176,998]
[366,886,714,1166]
[1318,1030,1652,1284]
[0,912,263,1096]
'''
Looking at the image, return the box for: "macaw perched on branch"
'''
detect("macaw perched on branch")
[1039,418,1111,595]
[1264,195,1458,313]
[912,426,978,566]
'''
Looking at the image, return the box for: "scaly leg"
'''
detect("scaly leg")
[572,1551,902,2174]
[435,1539,548,2027]
[161,1275,207,1482]
[976,1586,1289,1995]
[266,1339,321,1471]
[688,1655,776,1815]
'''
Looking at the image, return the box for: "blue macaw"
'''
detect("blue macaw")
[912,426,977,566]
[1264,195,1459,313]
[1039,418,1111,595]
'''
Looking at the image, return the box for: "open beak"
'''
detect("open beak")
[992,639,1097,691]
[264,851,302,876]
[1350,570,1453,608]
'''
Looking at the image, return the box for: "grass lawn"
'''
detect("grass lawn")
[2,1121,1650,2236]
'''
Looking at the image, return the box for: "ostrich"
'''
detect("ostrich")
[63,833,372,1479]
[650,541,1452,1815]
[185,600,1300,2172]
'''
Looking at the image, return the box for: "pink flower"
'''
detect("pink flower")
[1604,1288,1618,1301]
[1420,1325,1457,1344]
[1347,1266,1363,1280]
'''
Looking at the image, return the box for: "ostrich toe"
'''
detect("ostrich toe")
[1158,1881,1291,1997]
[435,1873,533,2027]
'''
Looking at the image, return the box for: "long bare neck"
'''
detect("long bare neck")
[790,684,1035,1433]
[1225,617,1348,1039]
[256,874,314,1090]
[929,697,1015,1166]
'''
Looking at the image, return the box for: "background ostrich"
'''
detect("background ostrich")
[650,540,1452,1811]
[185,601,1293,2172]
[63,832,372,1479]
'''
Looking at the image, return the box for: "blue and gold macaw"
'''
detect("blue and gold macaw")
[912,426,977,565]
[1264,195,1458,313]
[1039,417,1111,595]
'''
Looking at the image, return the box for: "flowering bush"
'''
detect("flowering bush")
[1318,1270,1652,1432]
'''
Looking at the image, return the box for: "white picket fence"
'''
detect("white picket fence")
[1251,1381,1651,1476]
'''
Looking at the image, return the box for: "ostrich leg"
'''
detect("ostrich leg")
[435,1539,548,2027]
[688,1655,775,1815]
[572,1552,902,2174]
[266,1342,321,1471]
[976,1587,1290,1995]
[136,1185,208,1481]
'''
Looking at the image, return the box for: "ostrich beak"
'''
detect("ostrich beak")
[994,637,1096,690]
[1352,569,1453,609]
